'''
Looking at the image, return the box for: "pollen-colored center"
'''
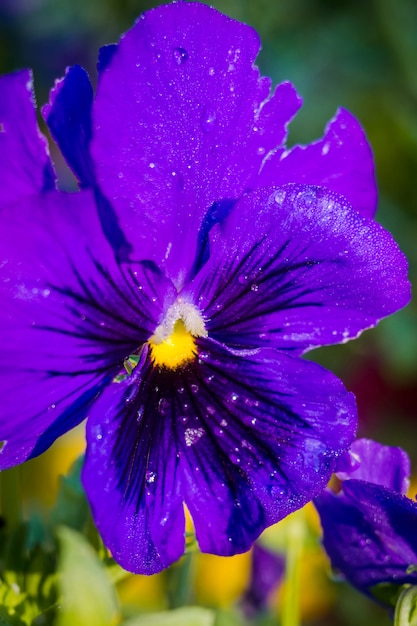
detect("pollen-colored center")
[148,299,207,370]
[149,319,197,369]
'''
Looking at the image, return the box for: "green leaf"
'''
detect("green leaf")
[50,456,89,532]
[123,607,216,626]
[0,606,27,626]
[56,527,119,626]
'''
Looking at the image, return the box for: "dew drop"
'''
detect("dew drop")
[250,283,259,292]
[145,470,156,484]
[206,405,215,415]
[207,66,215,76]
[230,393,238,402]
[257,146,266,156]
[173,47,188,65]
[238,274,249,284]
[137,405,144,421]
[158,398,169,415]
[200,106,216,133]
[149,162,155,169]
[190,384,199,394]
[273,189,286,204]
[299,190,317,208]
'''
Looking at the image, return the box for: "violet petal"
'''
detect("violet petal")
[185,184,410,352]
[0,69,55,209]
[91,2,301,281]
[0,190,176,467]
[258,108,377,217]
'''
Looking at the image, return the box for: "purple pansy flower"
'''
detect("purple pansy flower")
[0,3,410,574]
[241,543,285,618]
[315,439,417,604]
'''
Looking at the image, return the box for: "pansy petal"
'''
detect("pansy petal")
[315,481,417,593]
[335,438,410,494]
[42,65,95,187]
[91,2,301,280]
[185,184,409,352]
[83,350,186,575]
[0,191,176,467]
[84,338,355,573]
[257,108,377,217]
[179,339,356,555]
[0,69,55,209]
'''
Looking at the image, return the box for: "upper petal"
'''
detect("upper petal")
[91,2,301,282]
[0,69,55,209]
[257,108,377,218]
[0,190,176,467]
[185,184,410,352]
[42,65,95,188]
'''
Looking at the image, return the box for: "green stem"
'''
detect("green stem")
[281,509,305,626]
[0,466,22,531]
[166,552,196,609]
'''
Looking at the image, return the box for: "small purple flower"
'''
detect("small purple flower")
[0,3,410,573]
[315,439,417,604]
[241,543,285,618]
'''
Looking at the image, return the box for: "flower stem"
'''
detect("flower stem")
[166,553,196,609]
[281,509,305,626]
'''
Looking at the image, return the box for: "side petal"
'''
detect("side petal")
[91,3,301,281]
[315,481,417,595]
[0,191,176,468]
[0,69,55,209]
[257,108,377,217]
[335,438,410,494]
[185,184,410,352]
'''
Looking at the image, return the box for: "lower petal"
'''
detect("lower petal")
[179,339,356,555]
[83,351,186,575]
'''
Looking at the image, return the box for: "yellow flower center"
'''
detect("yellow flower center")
[149,319,198,369]
[148,299,207,370]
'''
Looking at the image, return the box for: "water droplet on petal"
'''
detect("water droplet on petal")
[250,283,259,292]
[145,470,156,484]
[173,47,188,65]
[238,274,249,284]
[190,384,199,394]
[208,66,215,76]
[137,405,144,421]
[200,106,216,133]
[274,189,286,204]
[158,398,169,415]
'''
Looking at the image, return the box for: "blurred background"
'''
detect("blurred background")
[1,0,416,625]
